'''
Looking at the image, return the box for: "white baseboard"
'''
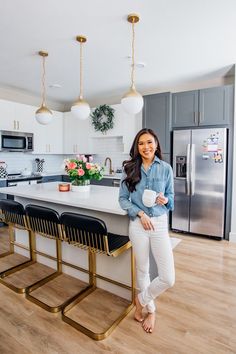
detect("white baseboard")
[229,232,236,243]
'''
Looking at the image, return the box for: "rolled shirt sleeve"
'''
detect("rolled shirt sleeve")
[119,173,142,219]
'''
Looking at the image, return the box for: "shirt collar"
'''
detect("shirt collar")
[141,155,161,174]
[153,156,161,164]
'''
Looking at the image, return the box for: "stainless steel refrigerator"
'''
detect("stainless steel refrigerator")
[171,128,227,238]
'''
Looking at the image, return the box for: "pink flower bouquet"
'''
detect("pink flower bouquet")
[64,155,104,186]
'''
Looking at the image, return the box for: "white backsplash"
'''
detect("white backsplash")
[0,135,169,176]
[0,152,65,174]
[0,137,130,175]
[91,137,129,173]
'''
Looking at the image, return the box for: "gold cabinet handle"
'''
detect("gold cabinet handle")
[13,120,16,129]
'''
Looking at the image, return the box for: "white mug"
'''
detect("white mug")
[142,189,159,208]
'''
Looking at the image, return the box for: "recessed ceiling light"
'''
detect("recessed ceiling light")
[135,62,146,68]
[126,56,146,68]
[49,84,62,89]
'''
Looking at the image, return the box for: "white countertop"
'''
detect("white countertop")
[0,182,126,216]
[0,172,122,180]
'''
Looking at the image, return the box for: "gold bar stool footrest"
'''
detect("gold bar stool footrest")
[62,294,134,341]
[0,250,14,258]
[25,271,64,313]
[0,259,37,293]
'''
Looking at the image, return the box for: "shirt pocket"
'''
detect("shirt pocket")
[151,178,165,193]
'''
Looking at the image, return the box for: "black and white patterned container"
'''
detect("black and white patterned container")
[36,161,44,173]
[0,166,8,178]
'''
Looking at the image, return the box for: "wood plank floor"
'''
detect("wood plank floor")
[0,227,236,354]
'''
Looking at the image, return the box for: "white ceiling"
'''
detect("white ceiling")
[0,0,236,110]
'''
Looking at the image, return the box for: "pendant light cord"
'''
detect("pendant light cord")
[131,21,135,89]
[80,41,83,99]
[42,55,46,106]
[42,56,46,106]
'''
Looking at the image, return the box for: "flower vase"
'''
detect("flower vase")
[71,179,90,192]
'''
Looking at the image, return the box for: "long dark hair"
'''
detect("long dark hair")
[122,128,162,192]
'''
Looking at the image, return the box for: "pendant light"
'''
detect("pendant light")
[35,51,53,125]
[121,14,143,115]
[71,35,90,120]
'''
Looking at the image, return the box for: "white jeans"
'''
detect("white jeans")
[129,213,175,313]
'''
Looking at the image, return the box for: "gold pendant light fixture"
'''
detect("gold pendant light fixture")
[121,14,143,115]
[35,51,53,125]
[71,35,90,120]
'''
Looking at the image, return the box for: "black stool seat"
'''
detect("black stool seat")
[107,233,130,252]
[0,200,26,227]
[60,212,131,255]
[25,204,61,239]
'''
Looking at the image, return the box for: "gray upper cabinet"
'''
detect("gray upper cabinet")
[172,90,198,127]
[172,85,234,128]
[143,92,171,154]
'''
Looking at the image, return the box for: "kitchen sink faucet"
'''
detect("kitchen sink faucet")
[104,157,114,175]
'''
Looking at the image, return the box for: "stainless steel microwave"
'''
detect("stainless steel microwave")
[0,130,34,152]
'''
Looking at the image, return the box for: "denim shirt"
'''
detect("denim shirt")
[119,156,174,220]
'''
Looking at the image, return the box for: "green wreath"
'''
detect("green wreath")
[91,104,115,134]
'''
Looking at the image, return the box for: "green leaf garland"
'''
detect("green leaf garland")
[91,104,115,134]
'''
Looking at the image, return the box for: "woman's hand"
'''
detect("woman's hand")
[140,213,155,231]
[156,192,168,206]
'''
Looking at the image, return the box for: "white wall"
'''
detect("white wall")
[0,86,65,112]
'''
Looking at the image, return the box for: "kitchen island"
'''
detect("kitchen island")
[0,182,131,297]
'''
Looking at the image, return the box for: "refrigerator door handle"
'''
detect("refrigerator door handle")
[190,144,196,196]
[186,144,191,195]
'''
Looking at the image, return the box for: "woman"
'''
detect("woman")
[119,128,175,333]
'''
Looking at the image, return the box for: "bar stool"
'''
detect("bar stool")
[0,202,14,258]
[24,204,65,312]
[0,200,36,291]
[60,212,135,341]
[0,203,14,258]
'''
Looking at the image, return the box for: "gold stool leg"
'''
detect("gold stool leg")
[0,224,14,258]
[25,238,63,312]
[62,248,135,341]
[61,249,97,326]
[0,226,36,291]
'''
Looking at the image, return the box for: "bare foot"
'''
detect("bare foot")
[142,312,156,333]
[134,295,144,322]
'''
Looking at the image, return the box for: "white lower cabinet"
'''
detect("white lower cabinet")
[33,111,63,154]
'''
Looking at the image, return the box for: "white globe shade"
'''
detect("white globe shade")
[71,99,90,120]
[121,88,143,115]
[35,105,53,125]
